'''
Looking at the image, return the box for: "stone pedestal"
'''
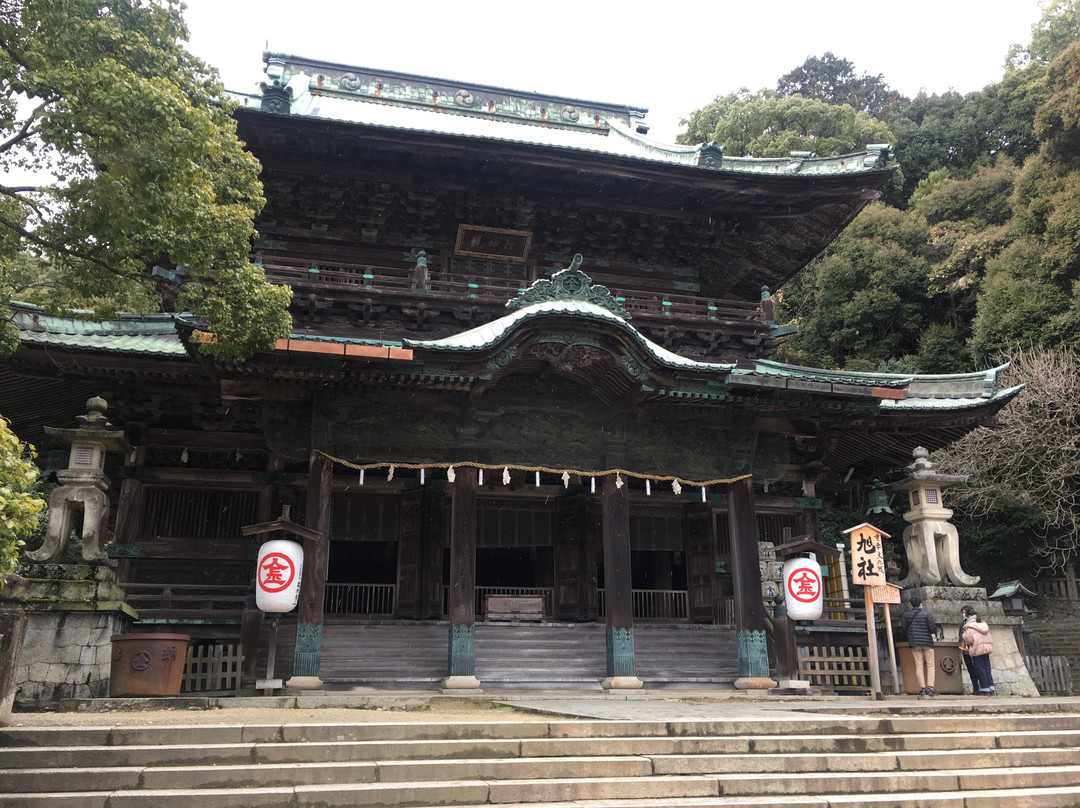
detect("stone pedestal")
[900,585,1038,696]
[0,581,28,724]
[4,563,136,708]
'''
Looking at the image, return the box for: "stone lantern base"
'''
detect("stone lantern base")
[899,585,1038,696]
[2,563,137,709]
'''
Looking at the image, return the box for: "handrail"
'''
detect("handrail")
[256,256,765,326]
[324,582,396,615]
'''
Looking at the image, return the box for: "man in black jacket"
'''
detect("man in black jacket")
[900,597,940,696]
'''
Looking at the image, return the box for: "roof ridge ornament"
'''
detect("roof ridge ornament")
[260,77,294,114]
[506,254,630,319]
[697,141,726,169]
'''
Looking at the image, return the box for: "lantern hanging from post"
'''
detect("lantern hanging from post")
[866,479,894,515]
[256,538,304,612]
[783,556,824,620]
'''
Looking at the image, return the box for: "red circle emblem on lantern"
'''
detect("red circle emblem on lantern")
[787,567,822,603]
[258,552,296,593]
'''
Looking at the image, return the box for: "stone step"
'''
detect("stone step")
[4,770,1080,808]
[278,621,743,686]
[5,712,1080,808]
[5,720,1080,756]
[4,746,1079,794]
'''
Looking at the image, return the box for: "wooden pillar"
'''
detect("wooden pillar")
[729,476,776,690]
[288,453,332,690]
[444,466,480,689]
[601,474,642,689]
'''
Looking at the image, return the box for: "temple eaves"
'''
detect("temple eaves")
[232,52,894,179]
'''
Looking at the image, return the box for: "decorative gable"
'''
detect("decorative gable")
[506,254,629,320]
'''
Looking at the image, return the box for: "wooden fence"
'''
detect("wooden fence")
[181,643,243,694]
[798,644,871,693]
[1025,654,1073,696]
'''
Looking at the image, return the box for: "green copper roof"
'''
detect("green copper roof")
[11,303,187,356]
[234,54,894,179]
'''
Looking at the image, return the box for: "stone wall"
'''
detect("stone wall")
[2,563,135,708]
[16,611,128,705]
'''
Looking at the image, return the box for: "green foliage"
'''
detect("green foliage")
[0,416,44,580]
[0,0,291,362]
[776,52,904,120]
[886,75,1043,207]
[969,42,1080,361]
[1010,0,1080,67]
[781,204,932,367]
[913,162,1017,227]
[677,90,894,157]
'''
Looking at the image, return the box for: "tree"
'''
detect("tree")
[676,90,894,157]
[0,0,291,363]
[778,203,933,368]
[935,347,1080,572]
[0,415,43,581]
[776,52,903,120]
[970,41,1080,361]
[1009,0,1080,68]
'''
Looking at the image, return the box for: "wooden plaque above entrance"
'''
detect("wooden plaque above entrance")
[455,224,532,262]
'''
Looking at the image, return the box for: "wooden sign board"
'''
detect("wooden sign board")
[843,522,890,587]
[455,224,533,262]
[870,584,901,604]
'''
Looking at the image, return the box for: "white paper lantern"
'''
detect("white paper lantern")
[782,556,824,620]
[255,538,304,612]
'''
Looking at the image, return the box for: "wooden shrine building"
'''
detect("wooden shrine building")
[0,54,1022,691]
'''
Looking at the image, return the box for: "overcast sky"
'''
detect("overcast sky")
[181,0,1047,143]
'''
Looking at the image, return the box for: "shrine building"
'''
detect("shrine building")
[0,53,1022,693]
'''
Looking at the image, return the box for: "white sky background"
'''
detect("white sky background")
[182,0,1047,143]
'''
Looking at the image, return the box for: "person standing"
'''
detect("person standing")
[901,597,940,696]
[960,605,995,695]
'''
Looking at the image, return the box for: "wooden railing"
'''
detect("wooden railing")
[181,643,243,694]
[1025,654,1073,695]
[598,588,690,622]
[822,596,866,624]
[257,256,765,328]
[1034,577,1072,600]
[123,583,248,622]
[324,583,396,615]
[799,644,871,693]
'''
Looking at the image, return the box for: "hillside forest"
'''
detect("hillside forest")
[677,0,1080,581]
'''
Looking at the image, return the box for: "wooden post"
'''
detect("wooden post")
[287,453,332,690]
[1066,563,1078,603]
[864,588,883,699]
[882,602,901,695]
[444,466,480,689]
[729,477,776,690]
[601,474,641,689]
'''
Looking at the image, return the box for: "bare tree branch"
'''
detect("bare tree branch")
[936,347,1080,570]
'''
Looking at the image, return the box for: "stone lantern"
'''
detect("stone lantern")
[25,396,129,563]
[891,446,979,588]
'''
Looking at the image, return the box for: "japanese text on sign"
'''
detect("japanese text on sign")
[848,524,887,586]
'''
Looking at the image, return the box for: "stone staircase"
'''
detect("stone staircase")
[267,619,739,690]
[3,710,1080,806]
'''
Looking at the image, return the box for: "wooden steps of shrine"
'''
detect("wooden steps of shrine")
[3,712,1080,807]
[260,619,739,690]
